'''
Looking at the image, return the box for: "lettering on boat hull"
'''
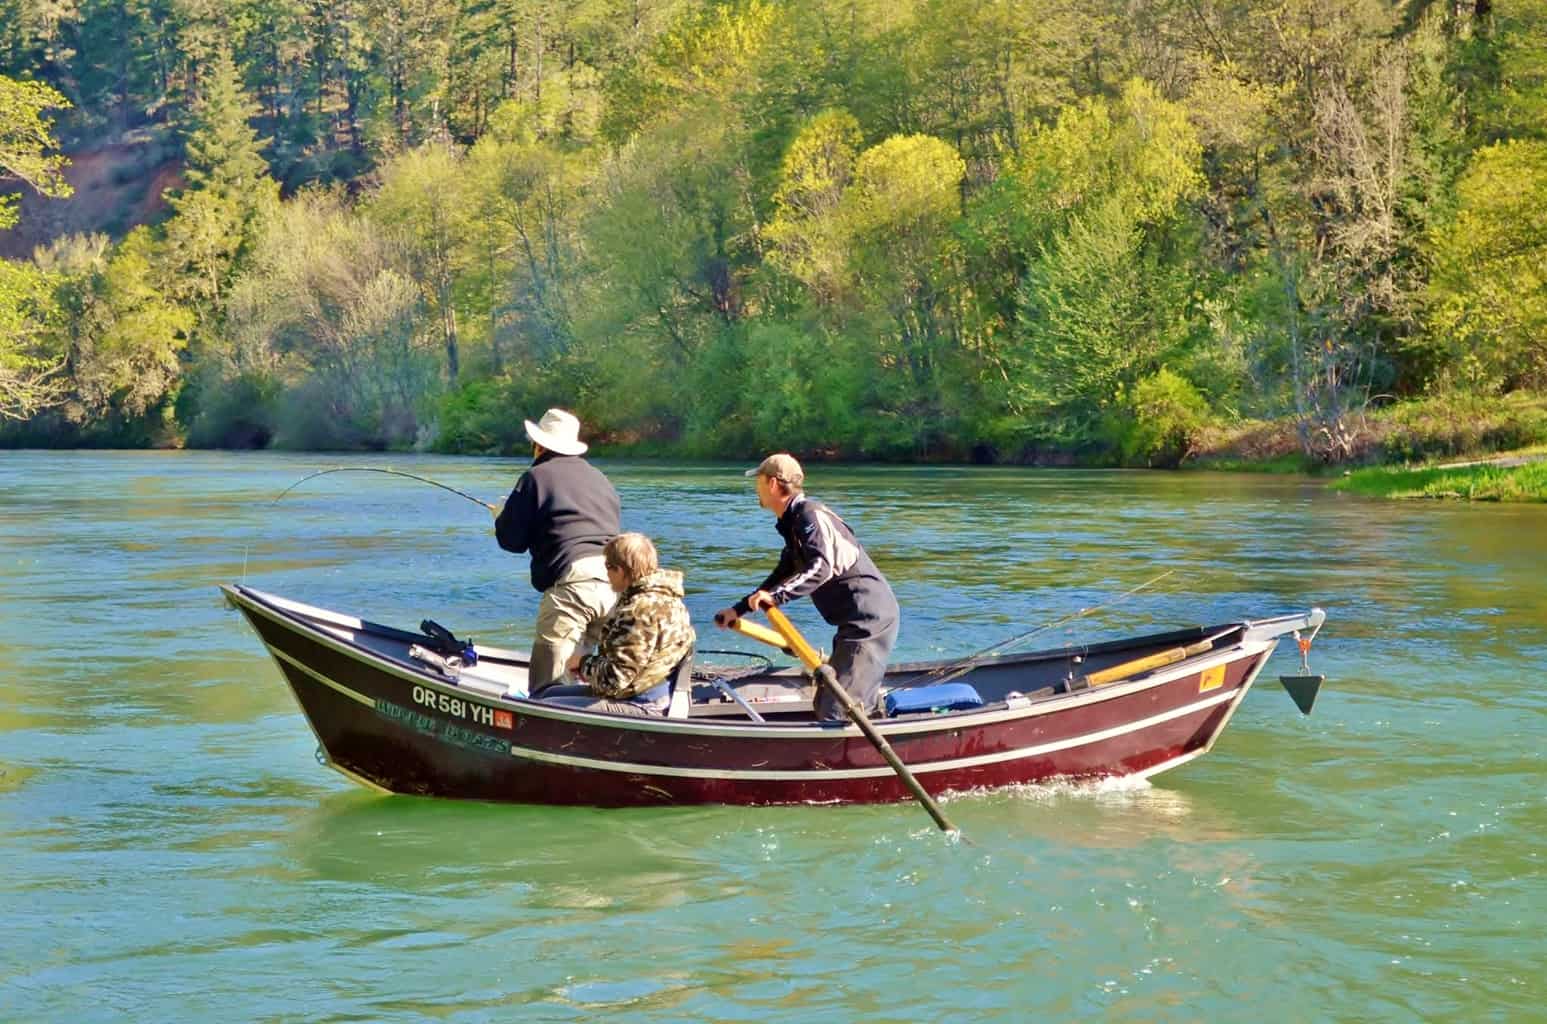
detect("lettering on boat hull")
[377,697,511,756]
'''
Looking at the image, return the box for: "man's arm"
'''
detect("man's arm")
[732,545,797,616]
[765,508,852,604]
[578,608,653,698]
[493,473,537,553]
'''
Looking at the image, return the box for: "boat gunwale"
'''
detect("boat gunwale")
[240,584,1243,677]
[224,583,1276,741]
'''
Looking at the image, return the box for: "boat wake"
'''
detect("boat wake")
[943,774,1154,804]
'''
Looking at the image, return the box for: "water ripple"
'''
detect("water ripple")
[2,452,1545,1022]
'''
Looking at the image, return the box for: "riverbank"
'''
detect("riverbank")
[1332,451,1547,502]
[1189,392,1547,500]
[1188,391,1540,476]
[9,391,1547,504]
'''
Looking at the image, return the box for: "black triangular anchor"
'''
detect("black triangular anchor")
[1279,674,1324,716]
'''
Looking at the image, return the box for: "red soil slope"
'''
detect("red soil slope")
[0,141,183,260]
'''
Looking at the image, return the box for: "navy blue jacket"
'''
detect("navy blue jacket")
[735,495,898,636]
[495,453,620,592]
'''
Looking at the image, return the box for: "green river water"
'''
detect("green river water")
[2,451,1543,1022]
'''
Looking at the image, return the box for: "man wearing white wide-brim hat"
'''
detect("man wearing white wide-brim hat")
[495,408,622,693]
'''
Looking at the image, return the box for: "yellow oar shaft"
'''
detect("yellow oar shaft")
[1081,639,1213,688]
[728,617,795,656]
[762,607,824,669]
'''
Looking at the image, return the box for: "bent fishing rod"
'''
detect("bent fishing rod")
[243,467,496,584]
[271,466,497,512]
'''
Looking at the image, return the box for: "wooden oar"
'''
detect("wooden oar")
[1071,638,1215,690]
[763,606,961,837]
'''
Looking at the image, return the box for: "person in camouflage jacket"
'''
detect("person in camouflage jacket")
[545,533,696,716]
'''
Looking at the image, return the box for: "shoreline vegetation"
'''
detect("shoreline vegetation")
[3,2,1545,502]
[1333,451,1547,502]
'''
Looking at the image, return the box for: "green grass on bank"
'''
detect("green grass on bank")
[1334,454,1547,502]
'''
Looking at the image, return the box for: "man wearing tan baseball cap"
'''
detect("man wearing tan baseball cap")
[715,453,900,720]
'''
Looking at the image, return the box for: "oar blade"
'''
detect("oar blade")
[1279,673,1325,716]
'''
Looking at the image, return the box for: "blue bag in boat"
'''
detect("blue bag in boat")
[883,682,985,717]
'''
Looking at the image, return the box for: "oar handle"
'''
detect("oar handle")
[726,616,795,656]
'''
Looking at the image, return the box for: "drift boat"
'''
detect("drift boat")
[223,584,1326,807]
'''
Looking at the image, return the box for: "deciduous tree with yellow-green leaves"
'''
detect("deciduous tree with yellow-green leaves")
[0,75,71,229]
[2,0,1545,466]
[1,74,72,420]
[1424,139,1547,392]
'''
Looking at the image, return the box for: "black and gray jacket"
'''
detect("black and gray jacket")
[735,494,898,635]
[495,453,621,592]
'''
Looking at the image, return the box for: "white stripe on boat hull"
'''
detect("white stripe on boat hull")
[271,644,1244,783]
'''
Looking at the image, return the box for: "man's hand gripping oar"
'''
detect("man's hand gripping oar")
[715,610,795,656]
[715,603,962,838]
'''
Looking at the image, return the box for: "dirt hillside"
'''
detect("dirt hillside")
[0,136,183,260]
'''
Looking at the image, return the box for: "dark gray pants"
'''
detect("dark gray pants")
[817,620,898,721]
[537,683,667,717]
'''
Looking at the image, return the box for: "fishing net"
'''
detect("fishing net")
[691,649,775,682]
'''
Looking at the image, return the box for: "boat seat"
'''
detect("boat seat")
[666,646,696,719]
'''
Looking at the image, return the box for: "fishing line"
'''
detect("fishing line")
[898,569,1176,689]
[271,466,496,512]
[241,466,497,585]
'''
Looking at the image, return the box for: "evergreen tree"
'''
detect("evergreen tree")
[162,44,277,318]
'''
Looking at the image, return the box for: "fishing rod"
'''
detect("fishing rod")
[897,569,1176,689]
[242,467,497,584]
[271,466,497,512]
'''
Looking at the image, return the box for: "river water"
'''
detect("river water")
[1,451,1542,1021]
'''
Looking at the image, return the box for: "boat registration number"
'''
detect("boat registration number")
[1198,665,1226,692]
[413,684,498,727]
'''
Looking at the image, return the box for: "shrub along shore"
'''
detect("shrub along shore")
[1197,392,1547,502]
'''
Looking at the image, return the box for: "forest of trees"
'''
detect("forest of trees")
[1,0,1544,464]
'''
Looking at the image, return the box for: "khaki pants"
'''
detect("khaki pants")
[528,555,616,693]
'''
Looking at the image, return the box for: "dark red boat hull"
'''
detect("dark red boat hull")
[228,585,1285,807]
